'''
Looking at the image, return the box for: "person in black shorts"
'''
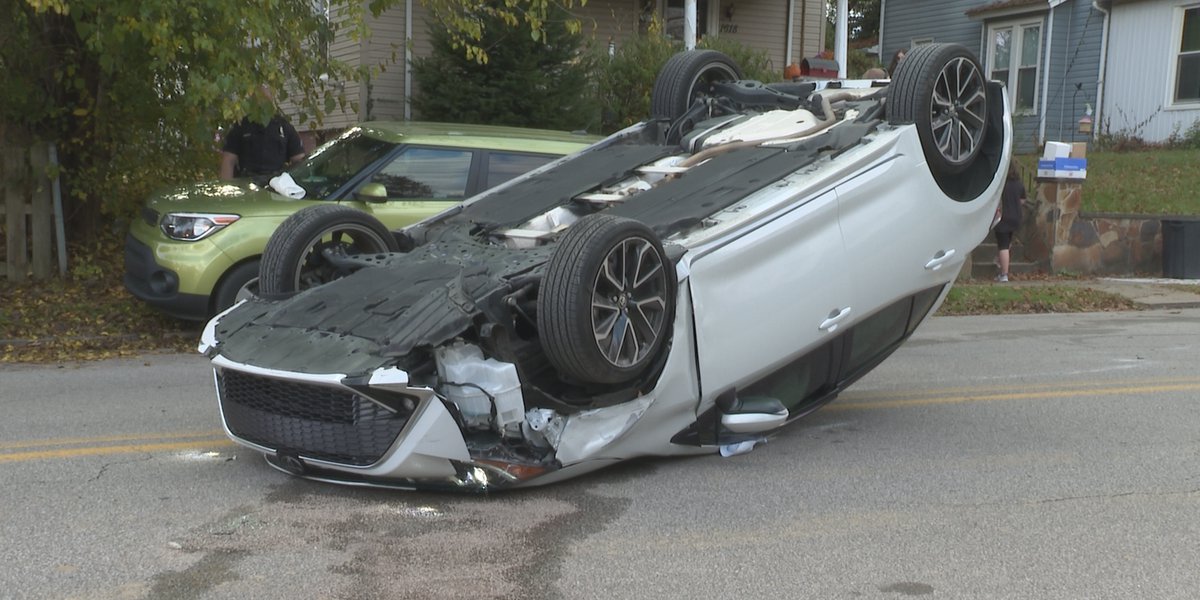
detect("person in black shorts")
[220,87,305,180]
[994,164,1027,282]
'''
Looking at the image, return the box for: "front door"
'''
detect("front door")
[345,145,478,230]
[688,190,853,408]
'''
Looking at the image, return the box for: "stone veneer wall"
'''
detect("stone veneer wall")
[1020,181,1164,275]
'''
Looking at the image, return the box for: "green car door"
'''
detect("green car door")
[342,145,561,231]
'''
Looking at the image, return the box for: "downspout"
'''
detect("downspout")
[1038,5,1056,142]
[835,0,848,77]
[405,0,413,121]
[785,0,795,67]
[1091,0,1110,140]
[879,0,887,65]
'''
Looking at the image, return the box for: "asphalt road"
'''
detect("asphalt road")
[2,308,1198,600]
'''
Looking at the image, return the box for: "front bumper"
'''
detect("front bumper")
[212,355,522,492]
[123,234,210,320]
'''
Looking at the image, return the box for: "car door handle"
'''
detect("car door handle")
[818,307,852,332]
[924,249,957,271]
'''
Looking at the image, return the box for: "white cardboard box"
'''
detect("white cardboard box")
[1037,141,1088,179]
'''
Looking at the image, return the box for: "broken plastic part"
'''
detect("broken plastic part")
[522,408,565,449]
[719,438,764,457]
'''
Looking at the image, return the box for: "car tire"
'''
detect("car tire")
[258,204,398,298]
[537,214,676,385]
[887,42,989,178]
[651,49,744,122]
[212,259,260,315]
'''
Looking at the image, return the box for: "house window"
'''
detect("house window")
[987,19,1042,114]
[1176,6,1200,103]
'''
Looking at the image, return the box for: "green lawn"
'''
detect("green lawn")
[937,283,1139,316]
[1017,149,1200,215]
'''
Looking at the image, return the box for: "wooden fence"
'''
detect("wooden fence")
[1,143,60,282]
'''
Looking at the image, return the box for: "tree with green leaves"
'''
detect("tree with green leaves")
[1,0,585,240]
[1,0,380,235]
[421,0,587,64]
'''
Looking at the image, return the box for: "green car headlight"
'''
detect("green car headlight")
[160,213,241,241]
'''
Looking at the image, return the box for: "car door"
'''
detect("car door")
[836,155,965,318]
[343,145,479,230]
[687,190,854,410]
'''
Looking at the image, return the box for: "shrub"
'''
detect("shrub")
[586,28,679,133]
[411,6,598,132]
[1168,119,1200,150]
[587,26,775,133]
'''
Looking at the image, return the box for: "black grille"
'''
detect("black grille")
[218,369,411,466]
[141,206,160,227]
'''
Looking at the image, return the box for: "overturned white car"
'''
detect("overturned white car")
[200,43,1012,491]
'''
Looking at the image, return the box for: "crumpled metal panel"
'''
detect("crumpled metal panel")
[212,231,554,376]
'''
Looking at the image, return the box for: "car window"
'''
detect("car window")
[485,152,556,188]
[842,297,911,379]
[288,132,395,199]
[370,147,474,199]
[742,343,833,414]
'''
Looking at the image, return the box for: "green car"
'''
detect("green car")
[124,122,596,321]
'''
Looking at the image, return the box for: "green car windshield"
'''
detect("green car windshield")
[288,131,395,198]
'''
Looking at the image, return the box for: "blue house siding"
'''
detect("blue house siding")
[883,0,1106,154]
[882,0,984,55]
[1039,1,1106,145]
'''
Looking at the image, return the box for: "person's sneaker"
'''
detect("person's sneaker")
[995,273,1009,283]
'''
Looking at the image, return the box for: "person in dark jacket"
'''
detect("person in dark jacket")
[994,164,1027,282]
[219,86,305,180]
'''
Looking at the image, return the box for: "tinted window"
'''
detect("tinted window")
[485,152,556,188]
[288,132,394,198]
[371,147,474,199]
[907,285,946,336]
[843,298,912,378]
[743,344,833,415]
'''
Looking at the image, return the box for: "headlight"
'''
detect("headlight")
[160,213,240,241]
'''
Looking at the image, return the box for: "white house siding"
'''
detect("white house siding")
[573,0,643,47]
[717,0,823,72]
[882,0,983,60]
[364,5,410,121]
[1105,0,1200,142]
[275,6,365,132]
[290,0,827,129]
[799,0,825,61]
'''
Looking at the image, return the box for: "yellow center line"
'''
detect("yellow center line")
[840,376,1200,401]
[0,439,236,464]
[4,382,1196,464]
[829,382,1200,411]
[0,430,227,451]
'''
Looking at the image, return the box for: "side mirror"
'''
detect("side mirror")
[355,182,388,202]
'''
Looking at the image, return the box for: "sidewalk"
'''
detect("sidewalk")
[1020,277,1200,310]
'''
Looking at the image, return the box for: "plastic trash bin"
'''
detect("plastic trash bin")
[1162,219,1200,279]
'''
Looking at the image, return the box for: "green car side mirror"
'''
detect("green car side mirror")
[355,183,388,202]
